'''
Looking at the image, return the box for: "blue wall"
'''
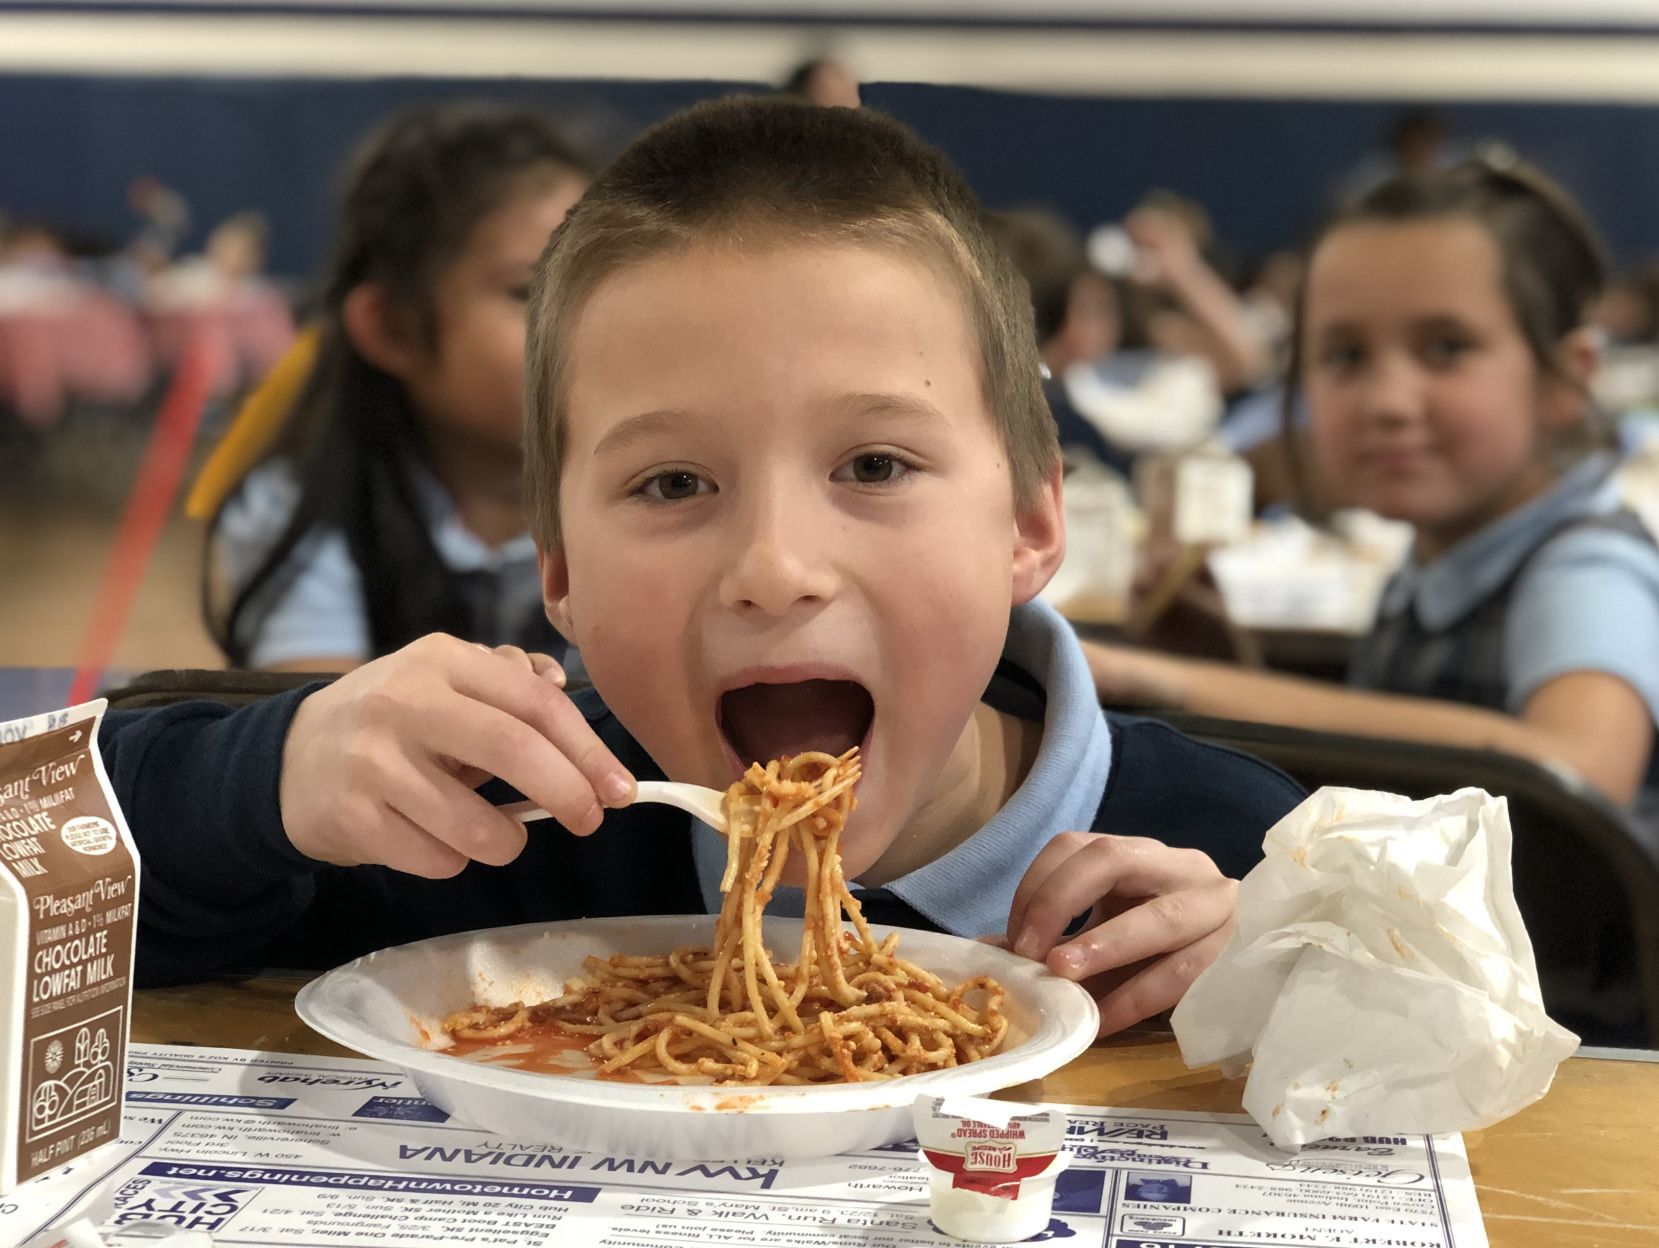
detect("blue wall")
[3,72,1657,282]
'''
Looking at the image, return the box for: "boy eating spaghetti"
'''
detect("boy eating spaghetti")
[106,99,1303,1036]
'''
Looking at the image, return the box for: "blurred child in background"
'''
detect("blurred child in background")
[1114,193,1268,397]
[146,211,296,396]
[1086,160,1659,830]
[780,55,862,108]
[990,203,1267,472]
[1335,108,1456,204]
[1589,261,1659,416]
[200,102,592,671]
[987,208,1133,473]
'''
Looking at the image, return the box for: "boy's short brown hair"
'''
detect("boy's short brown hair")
[523,95,1058,546]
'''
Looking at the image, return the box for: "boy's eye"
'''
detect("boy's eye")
[833,452,912,485]
[637,470,713,502]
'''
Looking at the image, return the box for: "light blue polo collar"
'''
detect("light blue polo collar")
[408,461,539,573]
[1377,453,1620,632]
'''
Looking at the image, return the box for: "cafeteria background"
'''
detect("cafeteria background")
[7,0,1659,1045]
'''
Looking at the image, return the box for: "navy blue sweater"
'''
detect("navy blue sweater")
[103,669,1305,986]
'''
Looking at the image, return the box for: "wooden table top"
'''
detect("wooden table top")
[134,978,1659,1248]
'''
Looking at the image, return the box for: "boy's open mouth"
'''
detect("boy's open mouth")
[718,680,875,771]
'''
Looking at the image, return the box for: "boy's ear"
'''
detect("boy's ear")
[538,545,576,641]
[1010,461,1066,607]
[1541,327,1600,430]
[341,282,420,379]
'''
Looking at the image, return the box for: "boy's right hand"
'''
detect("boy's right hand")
[278,634,637,877]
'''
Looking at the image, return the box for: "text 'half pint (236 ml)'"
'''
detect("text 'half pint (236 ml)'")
[0,701,140,1194]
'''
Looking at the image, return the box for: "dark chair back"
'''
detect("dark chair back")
[1152,711,1659,1048]
[101,668,590,713]
[102,668,325,710]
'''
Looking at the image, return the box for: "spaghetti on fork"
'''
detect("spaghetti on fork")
[440,747,1008,1084]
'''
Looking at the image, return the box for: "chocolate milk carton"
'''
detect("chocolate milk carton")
[0,700,139,1193]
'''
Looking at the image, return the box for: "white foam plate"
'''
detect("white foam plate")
[296,915,1099,1161]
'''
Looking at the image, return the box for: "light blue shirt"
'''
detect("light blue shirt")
[691,598,1115,937]
[1375,454,1659,726]
[213,459,543,669]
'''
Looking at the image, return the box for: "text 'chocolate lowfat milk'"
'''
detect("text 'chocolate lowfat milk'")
[0,701,139,1193]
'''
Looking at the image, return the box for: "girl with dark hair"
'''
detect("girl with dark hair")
[204,101,592,671]
[1086,158,1659,823]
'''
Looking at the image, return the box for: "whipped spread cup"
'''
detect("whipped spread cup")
[912,1094,1071,1242]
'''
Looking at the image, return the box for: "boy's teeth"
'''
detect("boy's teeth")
[719,680,874,767]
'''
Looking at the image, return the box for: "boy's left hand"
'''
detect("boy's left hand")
[1006,833,1237,1037]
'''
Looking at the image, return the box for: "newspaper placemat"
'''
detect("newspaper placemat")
[5,1043,1488,1247]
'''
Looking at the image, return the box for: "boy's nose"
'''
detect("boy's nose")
[717,498,839,617]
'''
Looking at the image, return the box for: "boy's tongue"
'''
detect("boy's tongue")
[720,680,873,768]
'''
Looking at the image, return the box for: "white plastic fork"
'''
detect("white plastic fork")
[499,780,729,832]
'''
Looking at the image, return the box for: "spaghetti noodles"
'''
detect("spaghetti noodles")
[440,748,1009,1084]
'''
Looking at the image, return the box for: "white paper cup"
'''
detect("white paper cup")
[921,1148,1073,1243]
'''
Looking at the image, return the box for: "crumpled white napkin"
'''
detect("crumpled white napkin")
[1171,786,1579,1150]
